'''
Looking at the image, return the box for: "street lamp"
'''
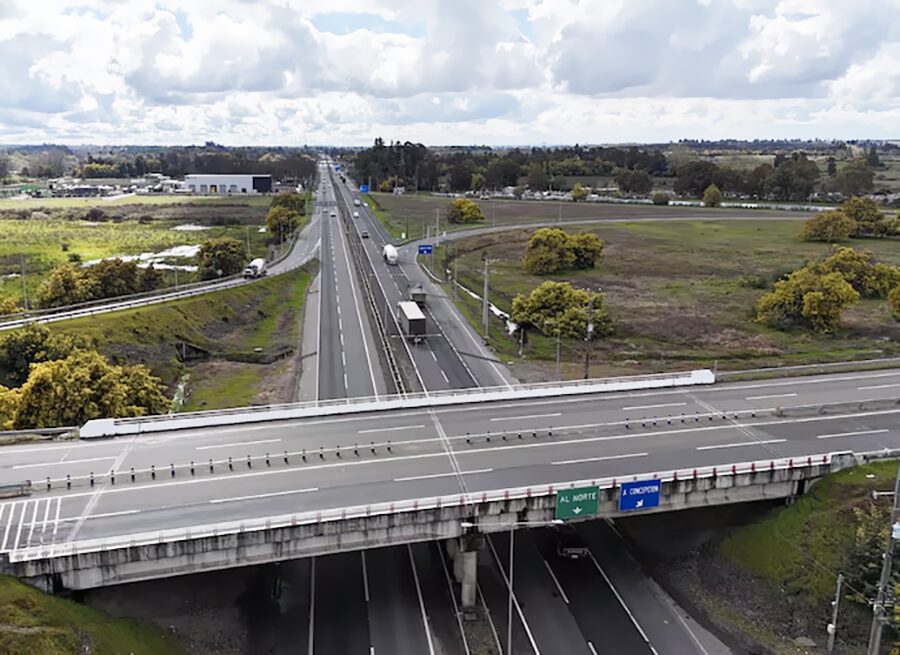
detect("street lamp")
[461,519,563,655]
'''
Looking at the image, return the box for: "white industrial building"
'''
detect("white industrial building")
[183,174,273,195]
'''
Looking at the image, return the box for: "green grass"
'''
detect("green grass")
[0,575,180,655]
[0,195,272,209]
[720,460,898,604]
[364,194,405,240]
[442,220,900,378]
[182,365,267,411]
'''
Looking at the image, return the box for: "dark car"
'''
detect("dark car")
[361,229,370,238]
[555,526,589,559]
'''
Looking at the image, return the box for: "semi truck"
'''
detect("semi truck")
[397,301,426,343]
[243,258,267,279]
[406,283,426,307]
[382,244,398,265]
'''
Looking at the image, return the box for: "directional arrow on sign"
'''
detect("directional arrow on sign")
[572,507,583,515]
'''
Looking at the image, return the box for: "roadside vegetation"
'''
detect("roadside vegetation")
[0,574,180,654]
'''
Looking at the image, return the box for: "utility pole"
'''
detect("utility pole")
[245,226,252,260]
[556,329,562,380]
[583,295,595,379]
[827,573,844,655]
[867,463,900,655]
[482,257,490,339]
[19,255,28,312]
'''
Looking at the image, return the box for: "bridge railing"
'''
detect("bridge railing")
[7,451,845,563]
[80,368,716,437]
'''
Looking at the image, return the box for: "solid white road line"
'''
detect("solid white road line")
[394,468,493,483]
[440,370,450,384]
[542,559,570,604]
[490,412,562,422]
[622,402,687,411]
[308,557,316,655]
[208,488,319,504]
[858,384,900,390]
[588,551,659,655]
[26,500,38,545]
[745,393,798,401]
[587,642,598,655]
[195,438,282,450]
[12,501,28,550]
[407,544,436,655]
[552,452,647,466]
[817,429,890,440]
[486,536,541,655]
[12,456,116,469]
[358,424,426,434]
[0,503,12,551]
[696,438,786,451]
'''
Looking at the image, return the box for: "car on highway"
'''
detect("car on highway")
[554,525,589,559]
[353,210,360,218]
[330,211,336,218]
[361,229,370,238]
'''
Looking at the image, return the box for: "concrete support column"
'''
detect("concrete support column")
[459,550,477,609]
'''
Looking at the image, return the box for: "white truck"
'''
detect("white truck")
[382,244,398,265]
[397,301,426,343]
[243,258,267,279]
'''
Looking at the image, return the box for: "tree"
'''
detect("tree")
[826,156,837,177]
[769,153,820,201]
[845,502,890,606]
[138,265,164,293]
[755,267,860,332]
[511,281,612,340]
[523,228,575,274]
[674,161,720,197]
[651,192,670,206]
[889,287,900,320]
[571,182,588,202]
[801,210,856,242]
[266,205,299,244]
[615,169,653,194]
[445,198,485,224]
[867,146,881,169]
[13,350,169,429]
[484,158,521,189]
[526,163,549,192]
[816,246,900,298]
[470,172,486,192]
[0,323,91,386]
[828,158,874,198]
[842,197,891,237]
[568,233,604,269]
[85,258,141,299]
[197,237,246,280]
[0,385,19,430]
[742,164,775,199]
[702,184,722,207]
[270,191,306,214]
[36,264,97,308]
[0,297,19,315]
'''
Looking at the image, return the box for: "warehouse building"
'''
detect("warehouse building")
[184,174,272,195]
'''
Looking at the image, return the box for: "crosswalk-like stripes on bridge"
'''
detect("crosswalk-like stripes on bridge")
[0,497,63,553]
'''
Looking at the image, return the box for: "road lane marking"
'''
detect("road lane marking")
[39,499,50,540]
[0,442,118,456]
[361,551,370,603]
[622,402,687,411]
[588,643,598,655]
[26,500,38,546]
[858,384,900,390]
[12,501,28,550]
[195,439,282,450]
[543,559,570,604]
[209,488,319,504]
[552,452,647,466]
[745,393,798,401]
[407,544,436,655]
[12,456,117,469]
[588,550,658,655]
[490,412,562,422]
[394,468,493,483]
[52,498,61,538]
[696,439,786,451]
[358,424,426,434]
[817,429,890,440]
[486,535,541,655]
[308,557,315,655]
[0,503,12,551]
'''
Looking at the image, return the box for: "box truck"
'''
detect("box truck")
[397,301,426,343]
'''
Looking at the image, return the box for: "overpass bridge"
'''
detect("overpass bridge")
[0,367,898,596]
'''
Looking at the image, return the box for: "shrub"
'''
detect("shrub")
[702,184,722,207]
[801,210,855,242]
[651,192,670,206]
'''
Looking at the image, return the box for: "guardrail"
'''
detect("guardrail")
[80,368,715,437]
[7,451,848,563]
[717,356,900,379]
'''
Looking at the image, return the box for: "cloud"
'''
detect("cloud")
[0,0,897,144]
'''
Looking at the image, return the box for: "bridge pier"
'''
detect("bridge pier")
[447,536,480,609]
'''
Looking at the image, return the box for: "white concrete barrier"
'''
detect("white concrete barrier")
[80,369,716,438]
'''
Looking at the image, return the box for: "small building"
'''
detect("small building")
[184,174,272,195]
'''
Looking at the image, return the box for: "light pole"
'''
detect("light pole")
[461,519,563,655]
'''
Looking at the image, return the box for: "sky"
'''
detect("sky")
[1,0,899,146]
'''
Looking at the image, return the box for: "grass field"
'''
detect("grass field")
[0,574,179,654]
[0,194,273,210]
[47,264,315,408]
[438,220,900,379]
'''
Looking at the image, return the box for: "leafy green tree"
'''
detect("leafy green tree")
[801,210,856,242]
[138,265,164,292]
[889,287,900,320]
[36,264,97,308]
[615,170,652,194]
[266,205,299,244]
[85,258,140,299]
[867,146,881,169]
[0,385,19,430]
[842,197,891,237]
[702,184,722,207]
[826,156,837,177]
[816,247,900,298]
[0,297,19,315]
[13,350,169,429]
[511,282,612,340]
[484,158,521,189]
[524,228,575,274]
[197,237,246,280]
[571,182,588,202]
[446,198,485,224]
[828,158,875,198]
[470,172,486,191]
[769,153,820,201]
[525,163,549,192]
[845,502,890,606]
[0,323,91,386]
[651,192,670,206]
[270,191,306,214]
[568,233,604,269]
[755,267,860,332]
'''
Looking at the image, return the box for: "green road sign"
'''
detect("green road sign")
[555,485,599,520]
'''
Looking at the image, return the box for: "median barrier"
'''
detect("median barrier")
[80,368,716,438]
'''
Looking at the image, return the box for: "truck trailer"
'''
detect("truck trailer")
[397,301,426,343]
[243,258,267,279]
